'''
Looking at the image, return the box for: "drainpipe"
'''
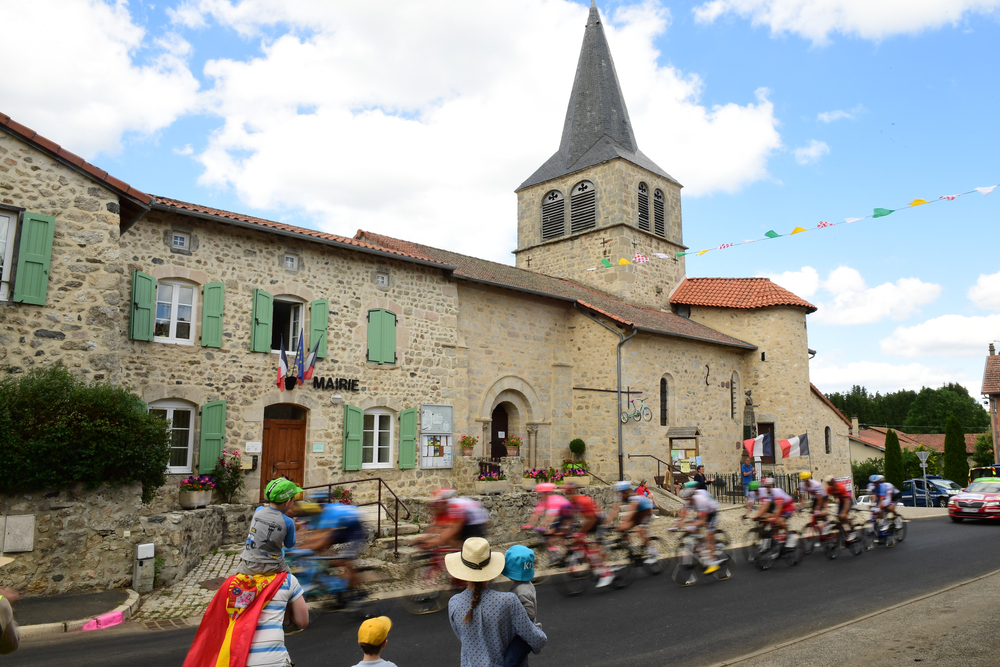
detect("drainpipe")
[575,304,638,481]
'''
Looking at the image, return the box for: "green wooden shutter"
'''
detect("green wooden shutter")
[201,282,225,348]
[250,289,273,353]
[366,310,382,363]
[343,404,363,471]
[309,299,328,359]
[129,270,156,341]
[12,212,55,305]
[381,310,397,364]
[199,400,226,474]
[399,407,417,469]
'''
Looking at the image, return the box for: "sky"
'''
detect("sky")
[4,0,1000,401]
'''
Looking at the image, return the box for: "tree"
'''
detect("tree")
[901,445,941,480]
[903,384,990,435]
[943,414,970,485]
[827,385,917,429]
[852,458,884,491]
[972,432,995,468]
[883,429,904,488]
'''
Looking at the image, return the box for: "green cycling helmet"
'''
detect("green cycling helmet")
[265,477,303,503]
[683,480,699,489]
[749,481,760,491]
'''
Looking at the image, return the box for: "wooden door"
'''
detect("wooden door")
[757,422,776,465]
[490,405,508,460]
[260,419,306,501]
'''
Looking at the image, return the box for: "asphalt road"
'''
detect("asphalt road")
[10,516,1000,667]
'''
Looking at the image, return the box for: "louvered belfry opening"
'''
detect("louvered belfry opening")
[570,180,596,233]
[653,189,665,237]
[541,190,566,240]
[637,182,650,231]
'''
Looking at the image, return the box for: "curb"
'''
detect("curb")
[19,589,141,639]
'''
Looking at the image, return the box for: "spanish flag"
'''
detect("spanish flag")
[182,572,287,667]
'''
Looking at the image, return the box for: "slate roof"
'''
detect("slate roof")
[355,230,755,350]
[982,355,1000,394]
[0,112,151,206]
[671,277,817,313]
[811,384,851,426]
[516,2,678,191]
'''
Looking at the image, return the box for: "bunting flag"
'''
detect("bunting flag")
[633,252,649,263]
[743,432,773,459]
[276,337,289,392]
[295,329,306,385]
[583,182,1000,269]
[778,434,809,459]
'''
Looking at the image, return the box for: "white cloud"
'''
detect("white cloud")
[880,313,1000,358]
[811,359,976,395]
[793,139,830,164]
[968,270,1000,310]
[170,0,781,262]
[692,0,1000,45]
[817,104,866,123]
[814,267,941,324]
[758,266,819,297]
[0,0,200,158]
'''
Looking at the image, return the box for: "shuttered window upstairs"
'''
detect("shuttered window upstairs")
[309,299,328,359]
[201,283,225,348]
[12,212,55,305]
[129,270,156,341]
[637,182,650,231]
[654,189,665,237]
[541,190,565,240]
[367,309,397,365]
[570,180,596,233]
[250,289,273,353]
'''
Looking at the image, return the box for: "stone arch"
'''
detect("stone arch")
[358,395,403,413]
[150,265,210,285]
[142,383,209,406]
[479,375,541,423]
[266,281,316,303]
[261,390,320,412]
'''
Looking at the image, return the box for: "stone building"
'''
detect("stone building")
[0,1,851,506]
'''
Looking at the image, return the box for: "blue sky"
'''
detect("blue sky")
[4,0,1000,400]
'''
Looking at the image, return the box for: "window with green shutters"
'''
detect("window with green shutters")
[250,289,273,353]
[201,282,225,348]
[399,407,417,469]
[366,309,397,364]
[343,404,363,471]
[12,212,55,305]
[129,270,156,341]
[198,400,226,474]
[309,299,328,359]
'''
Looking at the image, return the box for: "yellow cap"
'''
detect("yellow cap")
[799,471,811,480]
[358,616,392,645]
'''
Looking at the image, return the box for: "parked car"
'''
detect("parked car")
[900,476,962,507]
[949,477,1000,522]
[855,494,875,510]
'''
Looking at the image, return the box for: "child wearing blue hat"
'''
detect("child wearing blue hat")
[502,545,539,667]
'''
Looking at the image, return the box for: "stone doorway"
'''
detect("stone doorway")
[490,404,509,460]
[260,404,307,501]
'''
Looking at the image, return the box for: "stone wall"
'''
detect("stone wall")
[0,483,251,596]
[0,132,126,380]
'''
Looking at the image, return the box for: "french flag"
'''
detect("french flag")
[302,333,323,381]
[276,336,289,392]
[743,432,773,458]
[779,434,810,458]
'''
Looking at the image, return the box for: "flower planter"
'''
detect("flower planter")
[505,447,521,457]
[178,489,212,509]
[474,480,508,495]
[521,479,538,491]
[462,447,475,457]
[566,474,591,487]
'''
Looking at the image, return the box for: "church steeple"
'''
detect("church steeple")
[517,1,677,191]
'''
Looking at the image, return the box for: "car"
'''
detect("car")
[969,465,1000,485]
[855,494,875,510]
[900,476,962,507]
[948,477,1000,522]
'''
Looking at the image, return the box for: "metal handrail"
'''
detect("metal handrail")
[627,454,675,487]
[586,469,612,486]
[300,477,412,557]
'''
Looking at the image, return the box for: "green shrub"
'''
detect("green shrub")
[883,429,904,489]
[943,414,969,485]
[852,457,884,491]
[0,364,170,503]
[569,438,586,458]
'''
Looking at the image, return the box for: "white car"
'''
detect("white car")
[855,494,875,510]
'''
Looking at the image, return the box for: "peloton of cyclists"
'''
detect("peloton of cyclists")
[521,482,574,551]
[676,480,723,573]
[749,477,797,537]
[824,474,854,534]
[608,481,656,558]
[415,488,490,550]
[866,474,899,528]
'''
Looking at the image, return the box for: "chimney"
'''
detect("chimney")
[990,343,995,356]
[851,416,859,436]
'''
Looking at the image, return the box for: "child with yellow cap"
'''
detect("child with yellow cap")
[352,616,397,667]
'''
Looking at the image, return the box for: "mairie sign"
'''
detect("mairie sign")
[313,376,360,392]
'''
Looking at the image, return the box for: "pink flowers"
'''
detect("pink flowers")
[476,470,506,481]
[178,475,215,491]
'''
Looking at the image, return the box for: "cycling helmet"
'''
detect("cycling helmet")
[679,488,695,500]
[683,480,699,489]
[265,477,303,503]
[612,481,632,493]
[761,477,775,488]
[799,471,812,480]
[749,481,760,491]
[869,474,884,483]
[535,482,556,493]
[823,475,836,485]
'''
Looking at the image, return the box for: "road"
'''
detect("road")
[10,517,1000,667]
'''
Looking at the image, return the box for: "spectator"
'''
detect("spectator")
[741,457,755,497]
[0,586,20,655]
[351,616,397,667]
[238,478,302,576]
[447,537,547,667]
[693,465,710,491]
[501,545,538,667]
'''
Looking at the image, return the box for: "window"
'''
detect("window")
[731,373,739,419]
[0,210,17,301]
[149,400,195,473]
[375,272,389,287]
[363,409,393,468]
[541,190,565,240]
[284,255,298,272]
[171,232,190,251]
[825,426,832,454]
[654,189,665,236]
[570,180,596,233]
[660,378,668,426]
[154,280,197,344]
[637,183,650,231]
[271,299,303,353]
[367,309,397,364]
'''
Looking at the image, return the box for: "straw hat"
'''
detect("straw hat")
[445,537,506,582]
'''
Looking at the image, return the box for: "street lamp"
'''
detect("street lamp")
[916,450,931,507]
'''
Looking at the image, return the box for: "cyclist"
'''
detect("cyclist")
[611,481,655,557]
[299,500,366,593]
[798,471,828,516]
[866,475,898,528]
[521,483,573,550]
[416,488,490,550]
[678,481,722,573]
[563,479,615,587]
[824,475,853,534]
[751,477,796,535]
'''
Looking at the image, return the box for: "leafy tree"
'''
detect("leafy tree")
[901,445,941,480]
[943,414,970,485]
[972,432,995,468]
[827,385,917,429]
[0,364,170,503]
[883,429,904,488]
[852,458,884,491]
[903,384,990,435]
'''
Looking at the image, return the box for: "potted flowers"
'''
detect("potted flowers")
[474,470,507,494]
[177,475,215,509]
[459,435,478,457]
[562,460,591,487]
[503,435,523,457]
[521,468,549,491]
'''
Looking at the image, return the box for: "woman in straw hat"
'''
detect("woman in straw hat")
[447,537,547,667]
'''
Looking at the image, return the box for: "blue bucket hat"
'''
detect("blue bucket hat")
[502,545,535,582]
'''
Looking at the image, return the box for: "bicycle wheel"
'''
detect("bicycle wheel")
[894,518,907,543]
[553,550,590,597]
[399,559,450,615]
[712,553,733,581]
[671,545,698,586]
[884,530,896,548]
[823,526,843,560]
[644,537,665,575]
[530,541,564,585]
[641,406,652,422]
[784,532,804,566]
[862,525,875,552]
[801,525,817,556]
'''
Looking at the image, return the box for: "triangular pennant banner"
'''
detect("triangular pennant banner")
[600,258,613,268]
[654,253,669,259]
[844,217,863,223]
[909,198,928,206]
[872,208,894,218]
[939,195,959,201]
[618,258,631,265]
[764,230,780,238]
[976,186,997,196]
[790,227,807,235]
[675,252,687,257]
[696,249,711,256]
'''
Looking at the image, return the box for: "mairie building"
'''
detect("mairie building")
[0,2,850,503]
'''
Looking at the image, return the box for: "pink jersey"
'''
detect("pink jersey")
[532,494,572,516]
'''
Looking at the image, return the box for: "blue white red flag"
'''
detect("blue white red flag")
[743,432,773,458]
[303,333,323,381]
[295,329,305,385]
[276,337,288,392]
[779,434,809,458]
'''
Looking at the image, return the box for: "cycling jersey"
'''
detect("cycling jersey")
[827,481,850,499]
[447,497,490,525]
[312,503,362,531]
[798,479,827,498]
[689,489,719,514]
[630,495,654,512]
[867,482,897,508]
[532,494,572,516]
[571,494,601,518]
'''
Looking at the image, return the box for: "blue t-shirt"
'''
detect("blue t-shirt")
[741,463,754,483]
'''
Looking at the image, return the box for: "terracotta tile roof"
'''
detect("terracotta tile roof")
[811,384,851,426]
[670,277,817,313]
[983,355,1000,394]
[150,197,455,268]
[355,230,756,350]
[849,434,885,451]
[0,112,152,205]
[860,427,977,454]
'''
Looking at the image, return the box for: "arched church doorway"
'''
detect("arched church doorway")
[490,404,509,460]
[260,403,307,501]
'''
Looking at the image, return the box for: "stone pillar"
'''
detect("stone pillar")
[480,420,491,458]
[526,424,539,468]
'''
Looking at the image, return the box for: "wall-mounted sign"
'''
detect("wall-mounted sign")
[246,441,263,453]
[421,404,454,469]
[313,377,360,391]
